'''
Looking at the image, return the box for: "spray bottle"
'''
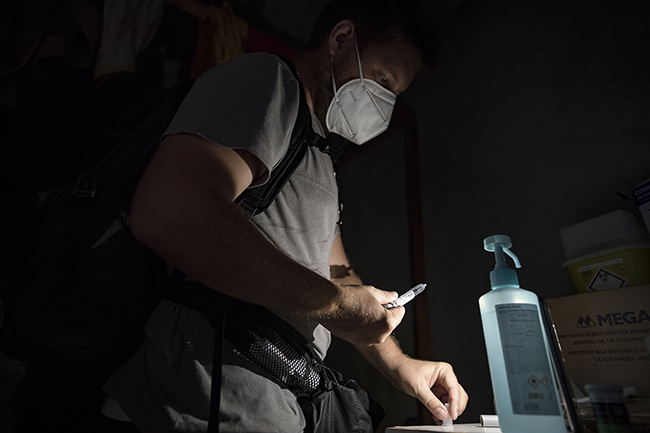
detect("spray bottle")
[479,235,567,433]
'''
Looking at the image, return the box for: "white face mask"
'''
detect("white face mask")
[325,40,397,145]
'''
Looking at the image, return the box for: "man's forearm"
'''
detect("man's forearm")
[354,336,408,388]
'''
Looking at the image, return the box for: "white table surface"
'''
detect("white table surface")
[386,423,503,432]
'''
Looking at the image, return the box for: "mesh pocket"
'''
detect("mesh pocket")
[33,185,68,215]
[236,322,321,393]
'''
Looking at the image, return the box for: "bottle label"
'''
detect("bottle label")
[496,303,561,416]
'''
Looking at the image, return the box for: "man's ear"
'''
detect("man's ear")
[328,20,356,58]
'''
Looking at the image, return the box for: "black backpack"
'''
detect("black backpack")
[0,56,341,374]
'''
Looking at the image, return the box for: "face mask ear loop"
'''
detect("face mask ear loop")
[354,37,365,87]
[330,56,341,105]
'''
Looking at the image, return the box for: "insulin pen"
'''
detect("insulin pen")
[383,283,427,309]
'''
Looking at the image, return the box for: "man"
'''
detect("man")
[101,0,468,431]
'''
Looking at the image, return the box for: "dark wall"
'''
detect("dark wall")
[399,0,650,422]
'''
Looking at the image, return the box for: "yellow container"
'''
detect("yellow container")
[562,243,650,293]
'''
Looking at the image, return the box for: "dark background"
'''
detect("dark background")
[1,0,649,430]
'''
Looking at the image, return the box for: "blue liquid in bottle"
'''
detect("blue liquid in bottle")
[479,235,567,433]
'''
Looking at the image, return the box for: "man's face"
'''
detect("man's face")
[313,37,422,129]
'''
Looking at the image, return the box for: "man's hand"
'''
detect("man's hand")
[318,285,405,346]
[355,339,469,423]
[329,234,468,421]
[391,358,469,421]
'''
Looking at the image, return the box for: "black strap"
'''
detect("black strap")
[207,312,225,433]
[235,56,343,216]
[279,55,345,162]
[308,129,346,162]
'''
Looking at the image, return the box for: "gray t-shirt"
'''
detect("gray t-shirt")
[103,53,339,432]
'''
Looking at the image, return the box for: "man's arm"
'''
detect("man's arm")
[130,133,403,345]
[329,233,469,421]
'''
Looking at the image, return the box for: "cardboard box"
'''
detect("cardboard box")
[545,285,650,397]
[633,178,650,235]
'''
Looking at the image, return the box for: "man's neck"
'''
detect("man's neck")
[293,49,331,128]
[293,51,326,113]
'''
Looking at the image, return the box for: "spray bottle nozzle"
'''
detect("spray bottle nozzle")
[484,234,521,290]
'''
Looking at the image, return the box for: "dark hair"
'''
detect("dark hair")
[308,0,439,74]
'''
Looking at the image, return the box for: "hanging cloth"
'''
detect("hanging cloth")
[94,0,166,86]
[189,2,248,80]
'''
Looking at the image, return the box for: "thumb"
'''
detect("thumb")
[421,390,448,421]
[370,287,399,304]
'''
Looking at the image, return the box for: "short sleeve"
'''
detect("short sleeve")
[163,53,301,183]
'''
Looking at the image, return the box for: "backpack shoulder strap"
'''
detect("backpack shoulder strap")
[235,56,344,216]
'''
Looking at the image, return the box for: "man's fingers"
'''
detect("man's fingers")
[420,389,447,421]
[448,389,459,420]
[451,383,469,419]
[433,382,468,420]
[382,306,406,339]
[430,364,467,420]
